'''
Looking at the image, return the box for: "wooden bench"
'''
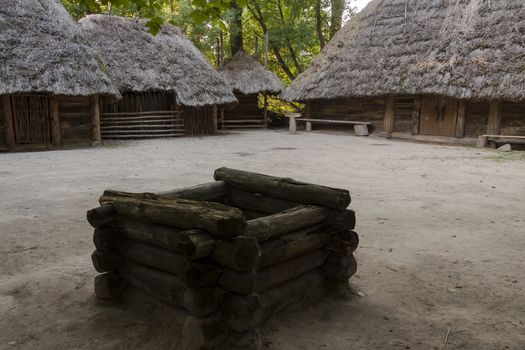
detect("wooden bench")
[297,118,373,136]
[477,134,525,148]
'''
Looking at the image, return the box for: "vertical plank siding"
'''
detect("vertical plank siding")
[58,96,93,145]
[0,97,5,148]
[221,93,267,129]
[501,101,525,136]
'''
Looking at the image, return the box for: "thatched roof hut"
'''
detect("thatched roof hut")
[79,15,237,138]
[218,51,284,129]
[79,15,236,108]
[283,0,525,141]
[219,51,284,95]
[0,0,119,151]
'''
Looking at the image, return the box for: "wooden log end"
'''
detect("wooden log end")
[94,273,127,300]
[93,228,121,253]
[91,250,123,273]
[323,253,357,282]
[87,205,118,228]
[218,268,258,295]
[325,209,356,231]
[212,236,261,271]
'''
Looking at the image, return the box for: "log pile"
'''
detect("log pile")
[87,167,359,349]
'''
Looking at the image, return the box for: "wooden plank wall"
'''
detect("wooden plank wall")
[464,101,489,137]
[501,101,525,136]
[59,96,92,145]
[393,96,415,133]
[225,94,262,119]
[0,98,5,147]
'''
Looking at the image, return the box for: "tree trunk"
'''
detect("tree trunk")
[157,181,227,202]
[91,250,123,273]
[329,0,344,39]
[226,188,298,214]
[230,0,244,55]
[315,0,326,49]
[87,205,118,228]
[214,167,351,210]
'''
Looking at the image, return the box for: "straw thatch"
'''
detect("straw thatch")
[219,51,284,95]
[283,0,525,102]
[0,0,119,97]
[79,15,237,107]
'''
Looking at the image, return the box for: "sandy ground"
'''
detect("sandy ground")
[1,129,524,350]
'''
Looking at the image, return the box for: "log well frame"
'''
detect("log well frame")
[88,168,359,350]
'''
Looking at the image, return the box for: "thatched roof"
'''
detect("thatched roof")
[283,0,525,102]
[79,15,237,107]
[0,0,119,97]
[219,51,284,95]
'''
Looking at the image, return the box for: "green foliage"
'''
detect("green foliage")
[62,0,355,111]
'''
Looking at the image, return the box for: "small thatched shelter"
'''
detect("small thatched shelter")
[283,0,525,140]
[219,51,284,129]
[79,15,237,139]
[0,0,119,151]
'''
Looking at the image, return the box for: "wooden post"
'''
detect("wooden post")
[306,122,312,132]
[487,100,501,135]
[455,100,466,138]
[263,92,268,128]
[3,96,15,150]
[50,96,61,146]
[384,95,395,135]
[212,105,218,133]
[411,95,421,135]
[289,115,297,134]
[220,107,225,130]
[90,95,102,143]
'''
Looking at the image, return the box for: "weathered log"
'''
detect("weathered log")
[246,205,329,242]
[158,181,227,202]
[182,314,229,349]
[227,188,298,214]
[323,253,358,282]
[219,250,328,294]
[87,205,118,228]
[218,268,258,295]
[221,293,264,332]
[94,272,127,300]
[118,261,221,317]
[325,209,356,231]
[214,167,351,210]
[93,228,120,253]
[257,249,328,291]
[259,227,331,268]
[212,236,261,271]
[260,268,325,318]
[100,193,247,237]
[115,219,215,259]
[118,240,219,289]
[327,231,359,255]
[242,210,267,220]
[91,250,123,273]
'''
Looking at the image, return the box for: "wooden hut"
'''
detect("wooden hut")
[79,15,237,139]
[0,0,119,151]
[283,0,525,142]
[218,51,284,129]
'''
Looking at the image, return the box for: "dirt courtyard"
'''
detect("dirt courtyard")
[1,130,524,350]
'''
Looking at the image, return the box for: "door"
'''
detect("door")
[11,94,52,145]
[420,96,458,137]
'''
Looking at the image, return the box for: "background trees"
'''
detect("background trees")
[62,0,357,84]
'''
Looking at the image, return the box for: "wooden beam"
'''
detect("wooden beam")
[384,95,395,135]
[263,92,268,128]
[50,96,61,146]
[455,100,466,138]
[487,100,501,135]
[90,95,102,142]
[212,105,218,133]
[411,95,421,135]
[3,96,15,150]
